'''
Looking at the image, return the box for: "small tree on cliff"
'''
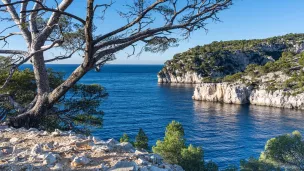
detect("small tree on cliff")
[153,121,186,163]
[134,128,149,150]
[120,133,130,143]
[0,0,232,128]
[153,121,206,170]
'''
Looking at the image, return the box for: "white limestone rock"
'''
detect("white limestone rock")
[116,142,135,153]
[9,138,19,144]
[192,83,252,104]
[71,155,90,167]
[193,82,304,110]
[43,153,59,166]
[107,138,119,147]
[109,161,138,171]
[158,71,202,84]
[75,139,94,150]
[51,163,63,171]
[250,89,304,109]
[93,145,112,153]
[31,144,42,156]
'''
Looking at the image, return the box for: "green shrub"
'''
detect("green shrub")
[134,128,149,150]
[259,131,304,170]
[223,72,242,82]
[120,133,130,143]
[299,53,304,66]
[240,157,279,171]
[204,161,219,171]
[202,77,222,83]
[152,121,186,164]
[180,145,204,171]
[153,121,214,171]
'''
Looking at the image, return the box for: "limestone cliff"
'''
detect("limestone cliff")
[158,33,304,84]
[193,51,304,109]
[192,83,253,104]
[193,83,304,110]
[157,71,201,84]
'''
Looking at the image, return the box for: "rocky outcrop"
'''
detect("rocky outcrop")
[158,34,304,84]
[157,71,201,84]
[192,83,253,104]
[193,83,304,110]
[0,128,184,171]
[249,89,304,109]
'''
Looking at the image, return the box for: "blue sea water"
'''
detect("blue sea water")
[21,64,304,168]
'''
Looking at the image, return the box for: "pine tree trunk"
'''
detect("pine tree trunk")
[8,52,50,128]
[8,94,49,128]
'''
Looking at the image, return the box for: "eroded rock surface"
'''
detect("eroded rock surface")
[0,128,184,171]
[193,82,304,110]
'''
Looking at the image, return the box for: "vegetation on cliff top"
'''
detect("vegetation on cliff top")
[159,33,304,79]
[223,51,304,95]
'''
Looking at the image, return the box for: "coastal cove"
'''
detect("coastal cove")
[20,64,304,168]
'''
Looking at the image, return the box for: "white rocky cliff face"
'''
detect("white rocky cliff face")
[157,71,202,84]
[193,83,304,110]
[192,83,253,104]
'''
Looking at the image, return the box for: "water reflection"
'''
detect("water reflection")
[191,101,304,166]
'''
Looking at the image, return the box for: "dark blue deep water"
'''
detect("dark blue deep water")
[21,64,304,168]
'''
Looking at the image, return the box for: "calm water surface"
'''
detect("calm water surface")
[21,64,304,168]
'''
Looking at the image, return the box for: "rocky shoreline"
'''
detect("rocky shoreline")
[192,83,304,110]
[0,127,184,171]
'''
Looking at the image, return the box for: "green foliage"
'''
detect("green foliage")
[204,161,219,171]
[221,51,304,95]
[153,121,212,171]
[0,56,12,72]
[202,77,222,83]
[0,67,108,134]
[259,131,304,170]
[299,53,304,66]
[120,133,130,143]
[180,145,204,171]
[134,128,149,150]
[48,83,107,134]
[240,158,279,171]
[223,72,242,82]
[153,121,186,164]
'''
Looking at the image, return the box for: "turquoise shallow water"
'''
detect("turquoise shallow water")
[21,64,304,168]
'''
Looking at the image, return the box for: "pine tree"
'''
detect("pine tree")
[120,133,130,143]
[134,128,149,150]
[152,121,186,164]
[152,121,208,170]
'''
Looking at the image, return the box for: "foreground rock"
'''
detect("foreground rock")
[0,128,184,171]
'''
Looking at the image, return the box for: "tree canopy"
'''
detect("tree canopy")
[0,0,232,128]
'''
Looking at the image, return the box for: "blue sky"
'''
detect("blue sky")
[2,0,304,64]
